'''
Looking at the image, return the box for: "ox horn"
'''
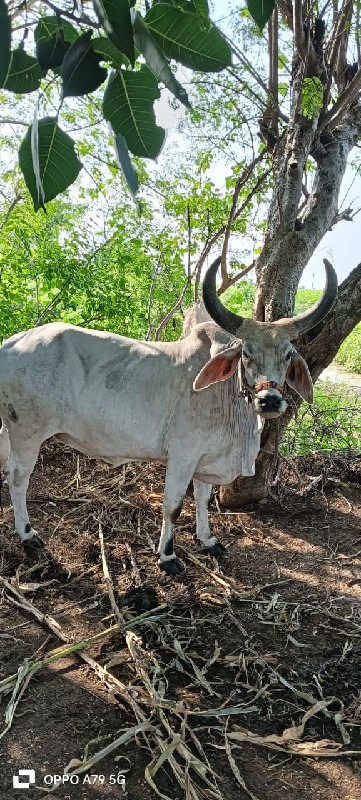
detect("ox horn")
[273,259,338,334]
[203,257,338,337]
[202,256,245,335]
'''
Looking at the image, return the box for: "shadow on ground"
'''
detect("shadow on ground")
[0,442,360,799]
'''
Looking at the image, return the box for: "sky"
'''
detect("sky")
[156,0,361,290]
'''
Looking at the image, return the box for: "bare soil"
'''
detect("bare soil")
[0,441,361,800]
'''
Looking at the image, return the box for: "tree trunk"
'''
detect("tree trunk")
[219,0,361,510]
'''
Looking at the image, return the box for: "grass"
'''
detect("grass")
[333,323,361,373]
[281,383,361,456]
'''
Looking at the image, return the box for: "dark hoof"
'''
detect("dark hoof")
[159,558,184,576]
[204,541,227,558]
[122,587,159,613]
[23,534,45,553]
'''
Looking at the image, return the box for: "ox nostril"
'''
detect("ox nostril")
[259,396,281,410]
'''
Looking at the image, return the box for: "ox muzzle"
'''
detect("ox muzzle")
[249,380,288,419]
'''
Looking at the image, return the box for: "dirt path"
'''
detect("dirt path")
[320,363,361,392]
[0,444,360,800]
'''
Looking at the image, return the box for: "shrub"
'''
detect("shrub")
[281,383,361,455]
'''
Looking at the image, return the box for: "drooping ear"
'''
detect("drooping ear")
[193,347,241,391]
[286,353,313,403]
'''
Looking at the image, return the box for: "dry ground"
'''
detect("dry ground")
[0,441,360,800]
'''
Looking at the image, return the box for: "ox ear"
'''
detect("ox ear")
[193,347,241,391]
[286,353,313,403]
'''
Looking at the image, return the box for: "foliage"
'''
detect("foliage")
[246,0,276,31]
[300,77,324,120]
[282,383,361,455]
[0,194,190,342]
[0,0,233,206]
[334,323,361,373]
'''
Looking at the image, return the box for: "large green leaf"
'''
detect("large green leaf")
[34,16,78,44]
[103,65,165,159]
[35,17,78,70]
[247,0,276,31]
[93,0,135,65]
[62,32,108,97]
[0,0,11,88]
[19,117,82,210]
[4,49,42,94]
[92,36,130,70]
[193,0,209,16]
[144,4,231,71]
[113,132,139,195]
[133,14,191,109]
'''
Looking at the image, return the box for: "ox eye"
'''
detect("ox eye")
[243,350,251,360]
[285,351,292,360]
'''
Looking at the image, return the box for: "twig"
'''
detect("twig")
[154,275,192,341]
[98,521,125,624]
[320,68,361,130]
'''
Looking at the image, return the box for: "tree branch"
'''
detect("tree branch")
[217,261,255,294]
[268,6,279,132]
[154,276,192,341]
[326,0,353,77]
[39,0,100,28]
[293,0,306,59]
[0,194,23,233]
[320,72,361,130]
[220,154,264,289]
[0,118,29,126]
[193,153,269,301]
[276,0,293,29]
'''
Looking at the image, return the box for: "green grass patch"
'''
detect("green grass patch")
[333,323,361,373]
[281,383,361,456]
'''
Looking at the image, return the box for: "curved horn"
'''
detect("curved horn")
[274,259,338,334]
[202,257,245,335]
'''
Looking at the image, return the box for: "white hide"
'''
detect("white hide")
[0,320,262,566]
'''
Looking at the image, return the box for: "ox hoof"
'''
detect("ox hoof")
[204,541,227,558]
[159,558,184,576]
[23,533,45,553]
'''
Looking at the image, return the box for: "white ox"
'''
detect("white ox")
[0,257,337,575]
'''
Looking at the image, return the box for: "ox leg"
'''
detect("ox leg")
[0,422,10,469]
[193,479,226,558]
[4,439,44,551]
[158,461,195,576]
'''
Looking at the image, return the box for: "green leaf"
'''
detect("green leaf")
[18,117,82,210]
[113,132,139,195]
[35,17,78,70]
[4,49,42,93]
[103,65,165,159]
[62,31,108,97]
[247,0,276,31]
[144,4,231,72]
[133,14,191,109]
[0,0,11,88]
[36,35,71,70]
[160,0,197,10]
[92,36,130,70]
[93,0,135,66]
[34,16,78,46]
[193,0,209,16]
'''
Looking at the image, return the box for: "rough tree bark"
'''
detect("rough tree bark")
[220,0,361,507]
